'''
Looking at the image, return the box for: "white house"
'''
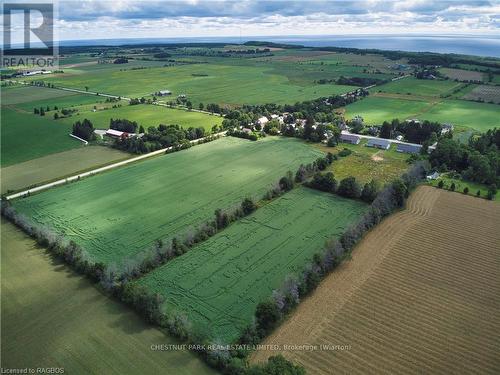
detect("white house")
[257,116,269,126]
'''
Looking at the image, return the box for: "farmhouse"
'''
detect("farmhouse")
[257,116,269,126]
[441,123,454,134]
[340,134,361,145]
[105,129,136,138]
[154,90,172,96]
[397,143,422,154]
[366,138,391,150]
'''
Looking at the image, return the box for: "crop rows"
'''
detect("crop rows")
[253,187,500,374]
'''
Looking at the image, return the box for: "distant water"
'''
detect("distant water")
[56,34,500,58]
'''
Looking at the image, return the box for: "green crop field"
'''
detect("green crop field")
[135,187,368,343]
[372,78,463,97]
[1,107,81,166]
[418,99,500,131]
[1,85,82,105]
[344,95,499,131]
[12,137,323,266]
[1,86,223,166]
[344,96,431,124]
[1,146,130,194]
[57,102,223,131]
[0,220,215,375]
[19,61,355,106]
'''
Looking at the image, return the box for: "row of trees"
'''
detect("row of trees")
[113,124,206,154]
[240,161,430,348]
[379,118,443,144]
[72,119,96,141]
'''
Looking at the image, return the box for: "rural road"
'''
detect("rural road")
[5,132,227,201]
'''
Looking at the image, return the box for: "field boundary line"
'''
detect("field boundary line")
[68,133,89,145]
[5,132,227,200]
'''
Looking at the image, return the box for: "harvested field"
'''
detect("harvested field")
[440,68,484,82]
[252,186,500,374]
[135,187,368,343]
[11,137,323,266]
[462,84,500,104]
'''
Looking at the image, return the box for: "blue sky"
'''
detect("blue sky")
[4,0,500,42]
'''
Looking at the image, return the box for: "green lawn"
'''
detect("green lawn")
[135,187,368,343]
[0,220,215,375]
[1,107,81,166]
[12,137,324,266]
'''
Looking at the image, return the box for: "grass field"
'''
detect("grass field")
[1,146,130,194]
[18,61,355,106]
[58,102,223,131]
[253,187,500,374]
[344,95,499,131]
[344,96,431,124]
[418,99,500,131]
[1,107,81,166]
[1,85,223,166]
[315,141,410,184]
[0,220,215,375]
[372,77,463,97]
[135,187,368,343]
[1,85,85,105]
[12,137,323,266]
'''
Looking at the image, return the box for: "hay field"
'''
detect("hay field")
[462,84,500,104]
[345,96,499,131]
[0,220,215,375]
[252,186,500,374]
[135,187,368,343]
[440,68,484,82]
[12,137,323,266]
[1,146,130,194]
[0,107,81,166]
[373,78,463,97]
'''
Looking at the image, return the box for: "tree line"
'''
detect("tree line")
[429,128,499,190]
[239,161,430,349]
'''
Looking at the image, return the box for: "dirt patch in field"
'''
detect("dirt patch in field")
[371,152,384,161]
[251,186,500,374]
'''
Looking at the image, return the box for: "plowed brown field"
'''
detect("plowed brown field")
[251,186,500,374]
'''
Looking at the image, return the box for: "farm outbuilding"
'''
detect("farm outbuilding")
[340,134,361,145]
[366,138,391,150]
[154,90,172,96]
[397,143,422,154]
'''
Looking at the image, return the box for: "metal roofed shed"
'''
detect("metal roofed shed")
[366,138,391,150]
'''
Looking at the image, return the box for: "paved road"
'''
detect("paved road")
[5,132,227,200]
